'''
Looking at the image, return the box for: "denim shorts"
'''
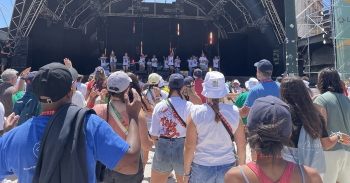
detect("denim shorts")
[189,162,235,183]
[110,62,116,67]
[152,138,185,175]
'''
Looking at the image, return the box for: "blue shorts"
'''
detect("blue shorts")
[189,162,235,183]
[110,62,116,67]
[152,138,185,175]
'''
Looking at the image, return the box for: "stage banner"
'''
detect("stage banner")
[334,0,350,79]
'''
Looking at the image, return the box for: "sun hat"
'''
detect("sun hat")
[107,71,132,93]
[247,96,292,138]
[245,78,259,90]
[201,71,229,98]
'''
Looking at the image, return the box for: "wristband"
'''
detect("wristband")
[330,131,343,142]
[183,173,191,178]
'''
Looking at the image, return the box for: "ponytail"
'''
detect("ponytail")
[211,98,220,122]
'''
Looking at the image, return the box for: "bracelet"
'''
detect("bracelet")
[183,173,191,178]
[330,131,343,142]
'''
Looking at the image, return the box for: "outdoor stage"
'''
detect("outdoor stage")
[8,0,288,78]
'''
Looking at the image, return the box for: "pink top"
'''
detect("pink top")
[246,162,295,183]
[194,78,206,103]
[93,104,129,140]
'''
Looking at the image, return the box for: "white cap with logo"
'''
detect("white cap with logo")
[202,71,229,98]
[245,78,259,90]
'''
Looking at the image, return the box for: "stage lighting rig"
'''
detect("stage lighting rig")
[321,9,333,45]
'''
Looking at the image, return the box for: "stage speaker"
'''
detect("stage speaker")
[157,70,169,80]
[14,37,29,56]
[11,55,31,73]
[134,70,148,81]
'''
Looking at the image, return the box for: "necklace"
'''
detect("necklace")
[255,154,283,161]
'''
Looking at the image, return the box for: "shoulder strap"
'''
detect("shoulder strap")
[108,103,128,135]
[298,165,306,183]
[165,99,187,128]
[208,103,234,142]
[238,165,250,183]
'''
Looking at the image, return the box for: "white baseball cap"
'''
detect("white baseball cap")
[233,79,240,85]
[148,73,160,85]
[245,78,259,90]
[107,71,132,93]
[202,71,229,98]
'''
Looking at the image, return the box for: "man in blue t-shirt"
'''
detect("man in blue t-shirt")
[239,59,280,118]
[0,63,142,183]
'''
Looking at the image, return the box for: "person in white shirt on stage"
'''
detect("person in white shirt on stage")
[139,54,147,71]
[168,50,175,73]
[192,55,198,69]
[151,55,158,73]
[213,56,220,71]
[175,56,181,73]
[187,57,193,73]
[110,50,117,73]
[163,56,169,71]
[147,59,152,75]
[100,54,110,75]
[123,53,130,72]
[199,53,208,71]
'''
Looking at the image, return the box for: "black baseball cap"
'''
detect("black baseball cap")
[67,67,78,81]
[254,59,273,74]
[184,76,194,86]
[32,63,73,103]
[247,96,292,138]
[169,73,184,89]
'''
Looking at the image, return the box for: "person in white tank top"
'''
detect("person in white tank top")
[122,53,130,72]
[175,56,181,72]
[184,71,246,183]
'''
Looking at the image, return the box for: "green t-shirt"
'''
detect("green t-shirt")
[314,91,350,151]
[12,91,42,114]
[234,92,248,125]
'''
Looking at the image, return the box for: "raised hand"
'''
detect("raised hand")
[4,113,19,133]
[20,67,31,79]
[124,88,141,118]
[64,58,73,67]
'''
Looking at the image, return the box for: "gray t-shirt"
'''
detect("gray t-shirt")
[314,91,350,151]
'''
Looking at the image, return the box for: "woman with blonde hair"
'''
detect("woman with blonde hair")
[184,71,246,183]
[182,76,202,105]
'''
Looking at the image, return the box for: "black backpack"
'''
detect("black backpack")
[13,92,40,126]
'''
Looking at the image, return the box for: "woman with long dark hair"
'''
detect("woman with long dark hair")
[184,71,245,183]
[85,66,107,108]
[313,68,350,183]
[225,96,322,183]
[93,71,153,183]
[280,76,350,178]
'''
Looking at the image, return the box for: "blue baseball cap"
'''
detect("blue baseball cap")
[169,73,184,89]
[247,96,292,138]
[254,59,273,74]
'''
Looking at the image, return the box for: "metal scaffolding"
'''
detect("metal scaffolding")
[296,0,332,77]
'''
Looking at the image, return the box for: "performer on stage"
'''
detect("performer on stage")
[168,50,174,73]
[139,53,147,71]
[123,53,130,72]
[110,50,117,73]
[213,56,220,71]
[163,56,169,71]
[192,55,198,69]
[1,42,11,73]
[99,54,110,75]
[151,55,158,73]
[199,53,208,71]
[175,56,181,73]
[187,57,193,73]
[147,58,152,75]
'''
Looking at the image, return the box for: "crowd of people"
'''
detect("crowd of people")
[0,57,349,183]
[98,49,220,76]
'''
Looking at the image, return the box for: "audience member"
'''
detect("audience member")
[184,71,245,183]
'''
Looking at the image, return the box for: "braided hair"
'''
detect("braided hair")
[211,98,220,122]
[106,90,126,123]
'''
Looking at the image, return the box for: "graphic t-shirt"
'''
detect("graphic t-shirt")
[151,58,158,67]
[164,60,169,68]
[188,59,193,68]
[0,114,129,183]
[123,56,129,66]
[199,57,207,66]
[213,59,219,68]
[110,56,117,63]
[168,56,174,65]
[150,97,193,138]
[192,58,198,67]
